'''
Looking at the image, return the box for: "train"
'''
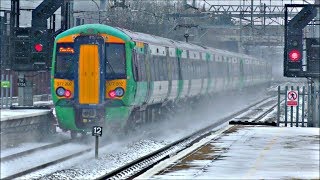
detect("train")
[51,24,272,138]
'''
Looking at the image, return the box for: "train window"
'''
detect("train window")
[132,49,147,82]
[132,50,139,81]
[137,53,146,81]
[162,56,168,81]
[171,58,176,80]
[176,58,180,80]
[105,43,126,79]
[172,59,176,80]
[151,57,159,81]
[180,60,185,80]
[149,58,154,81]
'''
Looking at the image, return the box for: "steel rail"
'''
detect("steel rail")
[97,96,276,180]
[253,99,285,123]
[1,139,76,162]
[229,98,285,125]
[2,148,92,180]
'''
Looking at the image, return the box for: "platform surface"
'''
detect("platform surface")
[153,126,320,179]
[0,101,53,122]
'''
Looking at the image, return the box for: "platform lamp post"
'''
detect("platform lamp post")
[314,0,320,127]
[91,0,101,23]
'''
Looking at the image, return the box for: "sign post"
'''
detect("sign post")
[92,126,103,159]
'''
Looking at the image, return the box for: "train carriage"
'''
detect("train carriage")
[51,24,271,137]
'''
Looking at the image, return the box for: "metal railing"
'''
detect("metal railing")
[277,84,319,127]
[1,74,52,108]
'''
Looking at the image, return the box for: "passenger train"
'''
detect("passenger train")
[51,24,272,137]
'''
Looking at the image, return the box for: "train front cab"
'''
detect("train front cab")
[53,31,132,133]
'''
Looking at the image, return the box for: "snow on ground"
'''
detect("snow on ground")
[0,142,50,158]
[12,87,269,179]
[3,83,312,179]
[1,143,89,179]
[0,109,52,121]
[151,127,320,179]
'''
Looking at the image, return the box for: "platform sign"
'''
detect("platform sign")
[287,90,298,106]
[1,81,10,88]
[17,78,26,87]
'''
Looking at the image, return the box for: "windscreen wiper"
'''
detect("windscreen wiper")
[106,60,116,76]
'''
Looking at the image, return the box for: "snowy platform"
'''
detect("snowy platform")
[147,126,320,179]
[0,109,52,122]
[1,104,55,138]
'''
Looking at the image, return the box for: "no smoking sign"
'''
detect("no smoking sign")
[287,90,298,106]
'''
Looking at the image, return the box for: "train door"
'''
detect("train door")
[74,36,105,105]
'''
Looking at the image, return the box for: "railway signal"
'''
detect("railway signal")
[31,29,50,70]
[284,4,318,78]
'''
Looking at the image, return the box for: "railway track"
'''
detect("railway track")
[1,96,279,180]
[1,139,74,162]
[1,138,91,180]
[96,96,278,180]
[229,97,284,125]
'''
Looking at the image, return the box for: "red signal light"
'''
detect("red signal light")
[288,49,301,62]
[34,43,43,52]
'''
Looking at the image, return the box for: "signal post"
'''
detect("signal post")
[284,4,320,127]
[9,0,73,107]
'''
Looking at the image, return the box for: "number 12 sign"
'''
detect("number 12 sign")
[92,126,103,136]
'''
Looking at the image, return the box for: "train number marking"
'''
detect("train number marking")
[56,81,72,87]
[108,81,124,87]
[92,126,103,136]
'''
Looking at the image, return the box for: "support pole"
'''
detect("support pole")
[5,75,9,107]
[307,81,312,127]
[290,86,293,127]
[313,78,319,127]
[285,86,288,126]
[302,86,305,127]
[296,86,299,127]
[95,136,99,159]
[18,72,24,106]
[1,74,4,108]
[10,74,13,107]
[277,86,280,126]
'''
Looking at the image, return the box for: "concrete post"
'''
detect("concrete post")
[18,73,34,106]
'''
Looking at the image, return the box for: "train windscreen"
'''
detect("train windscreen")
[55,43,75,79]
[105,43,126,79]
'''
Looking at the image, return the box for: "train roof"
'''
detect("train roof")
[118,27,207,52]
[57,24,265,63]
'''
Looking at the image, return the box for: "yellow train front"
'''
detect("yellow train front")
[51,24,136,137]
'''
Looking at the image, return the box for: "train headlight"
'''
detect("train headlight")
[115,87,124,97]
[64,89,72,98]
[56,87,65,97]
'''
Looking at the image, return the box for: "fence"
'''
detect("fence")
[277,83,319,127]
[1,72,52,108]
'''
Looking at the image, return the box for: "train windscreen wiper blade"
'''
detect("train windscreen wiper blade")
[106,60,116,76]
